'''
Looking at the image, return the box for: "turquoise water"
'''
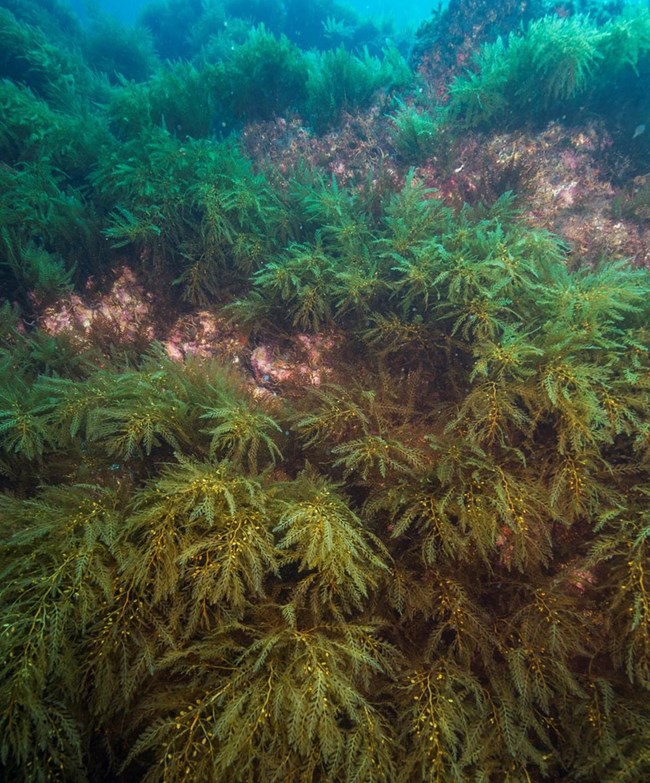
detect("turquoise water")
[70,0,446,28]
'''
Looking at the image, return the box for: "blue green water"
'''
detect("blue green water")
[71,0,445,31]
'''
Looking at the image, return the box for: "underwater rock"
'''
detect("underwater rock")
[250,332,343,390]
[413,120,650,267]
[163,310,246,363]
[412,0,546,90]
[242,108,399,188]
[39,267,156,347]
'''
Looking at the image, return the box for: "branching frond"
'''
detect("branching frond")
[273,470,389,615]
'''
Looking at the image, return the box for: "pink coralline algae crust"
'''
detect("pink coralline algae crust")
[241,109,400,190]
[162,311,247,363]
[411,0,543,101]
[38,266,346,394]
[241,106,650,269]
[413,121,650,268]
[39,271,248,369]
[250,332,344,390]
[39,267,156,347]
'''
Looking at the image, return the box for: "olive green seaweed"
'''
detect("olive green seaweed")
[2,3,650,781]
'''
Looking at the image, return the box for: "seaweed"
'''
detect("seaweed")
[2,4,650,781]
[2,243,650,779]
[82,16,158,85]
[0,162,101,303]
[388,100,443,163]
[107,61,222,139]
[90,130,283,303]
[0,7,98,110]
[446,7,650,129]
[213,25,309,127]
[305,43,411,132]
